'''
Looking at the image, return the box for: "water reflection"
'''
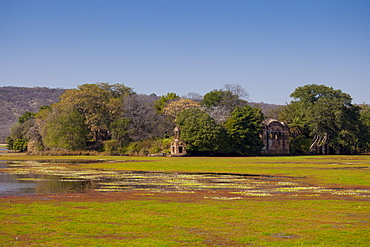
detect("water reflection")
[0,173,34,196]
[0,160,369,199]
[0,172,92,196]
[0,160,281,196]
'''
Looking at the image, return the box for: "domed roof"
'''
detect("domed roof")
[262,118,280,126]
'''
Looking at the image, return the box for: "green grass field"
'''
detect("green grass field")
[0,155,369,246]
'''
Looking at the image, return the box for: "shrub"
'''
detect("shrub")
[125,138,172,156]
[103,140,121,154]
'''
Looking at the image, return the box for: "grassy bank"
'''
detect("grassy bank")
[0,155,369,246]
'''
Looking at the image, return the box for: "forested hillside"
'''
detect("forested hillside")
[0,86,65,142]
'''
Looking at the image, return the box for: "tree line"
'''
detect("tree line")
[6,83,370,155]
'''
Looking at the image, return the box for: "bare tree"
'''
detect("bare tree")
[223,84,249,100]
[202,106,231,124]
[122,94,174,141]
[184,92,203,101]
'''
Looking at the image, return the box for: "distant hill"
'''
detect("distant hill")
[248,102,284,117]
[0,86,283,143]
[0,86,65,142]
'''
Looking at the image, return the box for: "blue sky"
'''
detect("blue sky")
[1,0,369,104]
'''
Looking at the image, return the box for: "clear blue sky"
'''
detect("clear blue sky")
[1,0,369,104]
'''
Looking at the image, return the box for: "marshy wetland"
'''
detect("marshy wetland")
[1,159,369,200]
[1,154,369,246]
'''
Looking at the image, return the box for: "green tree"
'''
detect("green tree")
[6,136,14,150]
[202,89,246,109]
[9,119,35,141]
[6,111,37,151]
[278,102,311,154]
[288,117,311,154]
[359,104,370,152]
[42,108,89,150]
[201,89,225,108]
[201,84,249,124]
[12,139,28,152]
[25,105,53,153]
[201,84,248,109]
[110,117,130,147]
[18,111,36,124]
[289,84,362,154]
[176,108,224,152]
[56,83,134,142]
[155,92,179,113]
[224,105,264,155]
[96,82,135,98]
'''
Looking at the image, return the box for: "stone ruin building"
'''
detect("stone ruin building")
[170,126,187,156]
[261,118,290,155]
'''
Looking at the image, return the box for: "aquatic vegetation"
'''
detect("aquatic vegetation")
[1,159,370,199]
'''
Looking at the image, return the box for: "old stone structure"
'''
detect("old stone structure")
[170,127,187,156]
[261,118,290,155]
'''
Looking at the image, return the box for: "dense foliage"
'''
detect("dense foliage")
[176,108,224,152]
[5,83,370,155]
[225,106,264,155]
[279,84,368,154]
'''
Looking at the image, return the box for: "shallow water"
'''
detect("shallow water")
[0,170,92,196]
[0,160,369,199]
[0,160,271,196]
[0,174,35,196]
